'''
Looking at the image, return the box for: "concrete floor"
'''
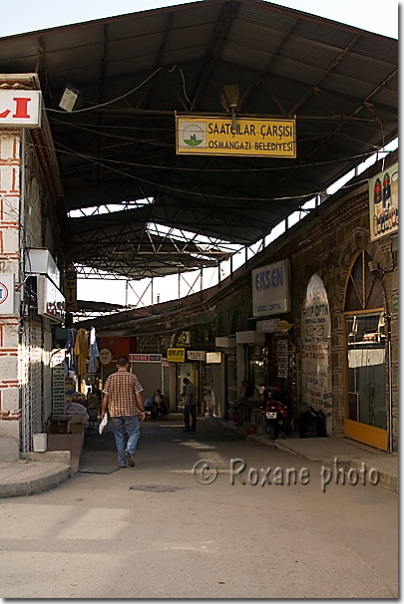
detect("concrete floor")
[0,417,398,598]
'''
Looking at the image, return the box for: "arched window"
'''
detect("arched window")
[344,250,384,312]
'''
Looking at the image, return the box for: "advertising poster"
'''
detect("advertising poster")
[369,161,398,241]
[301,274,332,435]
[51,349,66,415]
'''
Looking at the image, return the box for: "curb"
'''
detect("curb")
[351,459,398,494]
[237,429,398,495]
[0,465,72,499]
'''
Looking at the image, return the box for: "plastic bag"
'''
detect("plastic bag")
[99,413,109,435]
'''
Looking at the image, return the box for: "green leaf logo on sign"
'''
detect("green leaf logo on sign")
[182,123,205,147]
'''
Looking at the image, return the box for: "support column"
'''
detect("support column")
[0,129,22,460]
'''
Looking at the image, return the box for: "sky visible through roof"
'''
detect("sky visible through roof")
[0,1,399,309]
[0,0,400,38]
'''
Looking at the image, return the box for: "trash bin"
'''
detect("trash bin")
[33,433,47,452]
[298,408,318,438]
[298,408,328,438]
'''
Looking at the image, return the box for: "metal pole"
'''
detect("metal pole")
[178,272,181,299]
[200,268,203,300]
[151,277,154,306]
[386,313,393,452]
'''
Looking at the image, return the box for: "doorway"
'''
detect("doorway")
[344,251,388,450]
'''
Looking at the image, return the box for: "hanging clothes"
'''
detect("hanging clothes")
[65,328,77,372]
[74,328,89,375]
[88,327,100,374]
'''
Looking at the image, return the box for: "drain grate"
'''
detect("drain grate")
[129,484,184,492]
[80,466,120,474]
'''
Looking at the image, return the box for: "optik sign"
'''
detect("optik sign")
[252,260,290,317]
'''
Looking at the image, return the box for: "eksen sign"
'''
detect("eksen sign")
[0,90,42,127]
[252,260,291,317]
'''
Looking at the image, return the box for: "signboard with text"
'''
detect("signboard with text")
[63,266,77,313]
[51,349,66,415]
[369,161,398,241]
[99,349,113,365]
[176,115,296,158]
[252,260,290,317]
[129,354,162,362]
[37,275,65,323]
[0,274,15,315]
[301,274,332,435]
[187,351,206,361]
[0,90,42,127]
[166,348,186,363]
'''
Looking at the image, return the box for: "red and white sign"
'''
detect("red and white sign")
[129,354,162,362]
[37,275,65,323]
[0,274,15,315]
[99,349,113,365]
[0,90,42,127]
[187,351,206,361]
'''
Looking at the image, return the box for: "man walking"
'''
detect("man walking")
[101,356,146,468]
[183,377,197,432]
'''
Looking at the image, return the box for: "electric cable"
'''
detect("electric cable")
[51,141,377,204]
[46,67,162,114]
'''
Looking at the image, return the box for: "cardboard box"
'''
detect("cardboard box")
[69,413,86,425]
[70,423,85,434]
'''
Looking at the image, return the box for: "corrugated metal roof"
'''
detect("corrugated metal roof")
[0,0,398,279]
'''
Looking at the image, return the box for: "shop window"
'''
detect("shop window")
[344,251,386,430]
[346,313,387,429]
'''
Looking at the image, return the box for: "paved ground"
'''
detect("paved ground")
[0,417,398,598]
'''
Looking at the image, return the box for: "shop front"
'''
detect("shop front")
[215,337,237,418]
[250,258,294,402]
[343,251,389,451]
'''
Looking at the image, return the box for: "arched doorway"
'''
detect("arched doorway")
[344,250,388,450]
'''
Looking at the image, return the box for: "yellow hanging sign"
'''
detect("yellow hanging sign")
[176,114,296,158]
[166,348,186,363]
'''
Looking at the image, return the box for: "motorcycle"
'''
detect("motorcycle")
[263,388,293,440]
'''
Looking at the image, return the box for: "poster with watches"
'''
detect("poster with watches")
[369,161,398,241]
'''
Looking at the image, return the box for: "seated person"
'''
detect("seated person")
[155,390,168,415]
[233,379,261,426]
[144,392,159,418]
[144,393,156,411]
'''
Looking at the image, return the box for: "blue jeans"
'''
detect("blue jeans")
[111,415,140,466]
[184,404,197,431]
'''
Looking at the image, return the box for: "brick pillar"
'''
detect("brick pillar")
[0,130,22,459]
